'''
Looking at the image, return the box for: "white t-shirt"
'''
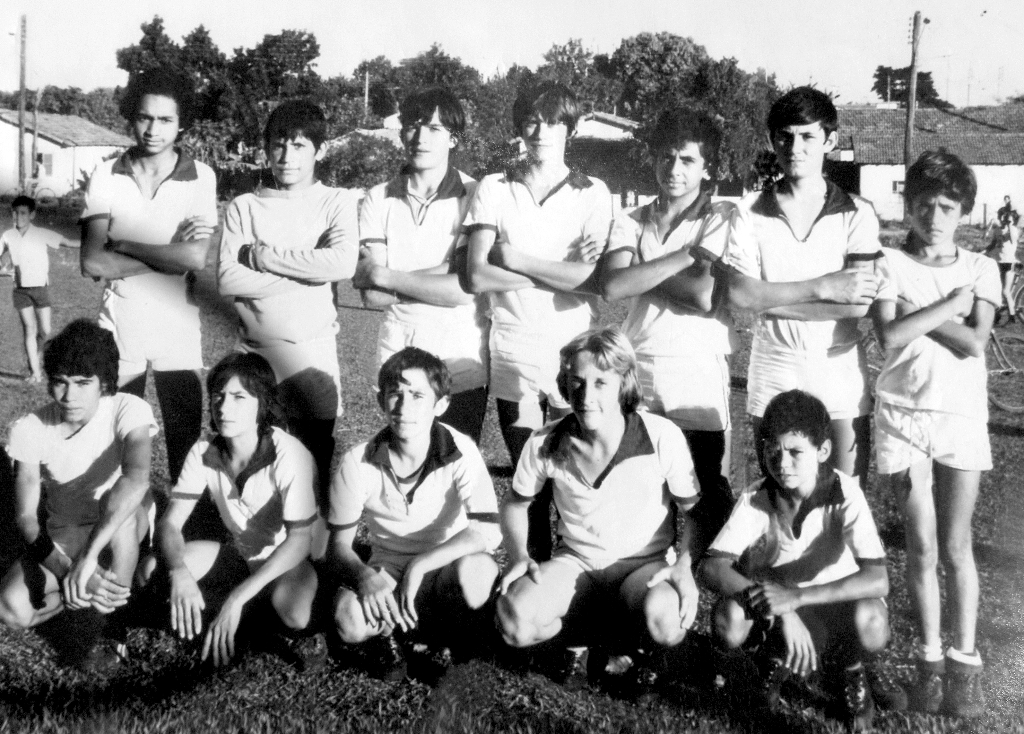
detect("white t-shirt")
[0,224,63,288]
[707,469,885,588]
[6,394,158,531]
[874,246,1001,420]
[512,411,699,568]
[607,193,736,357]
[171,427,322,562]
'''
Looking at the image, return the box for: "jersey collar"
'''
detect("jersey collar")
[202,430,277,497]
[751,179,856,221]
[640,190,714,240]
[505,167,593,204]
[111,148,200,182]
[364,420,463,503]
[763,470,845,539]
[385,165,467,201]
[541,411,655,489]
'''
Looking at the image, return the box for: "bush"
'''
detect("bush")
[319,135,406,192]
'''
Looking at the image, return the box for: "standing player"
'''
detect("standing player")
[601,108,735,548]
[353,87,488,442]
[717,87,882,486]
[219,100,360,504]
[80,68,217,483]
[871,151,997,718]
[463,81,612,559]
[0,195,68,382]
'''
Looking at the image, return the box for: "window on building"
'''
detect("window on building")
[892,180,905,194]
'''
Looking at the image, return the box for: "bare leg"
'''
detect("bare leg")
[0,557,64,629]
[17,306,41,380]
[933,464,981,653]
[619,560,690,648]
[496,558,587,648]
[830,415,871,487]
[270,560,318,631]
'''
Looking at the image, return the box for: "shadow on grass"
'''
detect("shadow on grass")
[988,421,1024,438]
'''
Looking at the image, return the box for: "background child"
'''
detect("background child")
[0,320,156,673]
[0,195,68,382]
[218,100,360,505]
[153,352,326,670]
[328,347,500,678]
[700,390,892,730]
[354,87,489,442]
[601,107,736,549]
[870,150,998,718]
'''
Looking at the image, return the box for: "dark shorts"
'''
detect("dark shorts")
[998,262,1013,276]
[12,285,50,310]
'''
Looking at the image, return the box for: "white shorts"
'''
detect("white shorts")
[99,288,203,378]
[874,402,992,473]
[49,525,93,561]
[637,352,731,431]
[488,325,571,410]
[747,340,869,420]
[241,326,342,420]
[376,314,488,394]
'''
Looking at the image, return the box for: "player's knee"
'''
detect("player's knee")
[455,553,499,610]
[938,533,974,571]
[0,590,32,630]
[712,598,750,650]
[333,589,370,644]
[645,587,687,647]
[854,599,889,653]
[495,594,535,648]
[905,530,939,571]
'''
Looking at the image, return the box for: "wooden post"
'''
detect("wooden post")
[903,12,924,219]
[17,15,26,192]
[31,88,41,179]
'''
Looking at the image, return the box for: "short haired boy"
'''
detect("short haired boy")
[700,390,893,731]
[80,68,217,484]
[0,195,68,382]
[0,320,156,673]
[601,108,736,548]
[328,348,500,677]
[498,328,701,688]
[870,150,998,718]
[219,100,360,504]
[463,81,613,559]
[717,87,882,486]
[354,88,489,442]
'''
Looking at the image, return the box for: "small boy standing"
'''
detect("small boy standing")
[601,108,736,547]
[0,195,67,382]
[354,87,488,442]
[870,150,998,718]
[701,390,894,731]
[328,348,500,678]
[219,100,360,503]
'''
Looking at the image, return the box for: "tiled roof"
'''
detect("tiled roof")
[0,110,132,147]
[835,105,1024,165]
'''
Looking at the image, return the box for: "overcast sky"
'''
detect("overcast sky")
[2,0,1021,109]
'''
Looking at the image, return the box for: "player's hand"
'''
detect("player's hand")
[357,570,407,632]
[646,562,699,630]
[948,285,975,318]
[570,236,603,264]
[173,215,217,243]
[778,611,816,676]
[85,567,131,614]
[816,269,880,304]
[352,256,384,290]
[499,557,540,595]
[746,581,802,617]
[169,567,206,640]
[202,594,243,667]
[62,554,99,610]
[397,562,425,630]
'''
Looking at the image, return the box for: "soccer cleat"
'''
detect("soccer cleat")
[837,665,875,732]
[755,655,791,712]
[368,633,408,682]
[77,640,128,677]
[940,657,985,719]
[288,632,329,673]
[906,658,944,714]
[866,662,908,711]
[558,646,591,690]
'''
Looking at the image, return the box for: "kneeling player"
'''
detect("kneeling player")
[700,390,897,731]
[497,327,701,686]
[328,348,500,679]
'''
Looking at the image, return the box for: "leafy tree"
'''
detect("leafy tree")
[319,135,406,190]
[607,33,711,118]
[537,39,622,115]
[229,30,322,101]
[872,66,952,109]
[396,44,481,102]
[115,16,182,74]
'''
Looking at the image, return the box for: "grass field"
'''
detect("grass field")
[0,205,1021,733]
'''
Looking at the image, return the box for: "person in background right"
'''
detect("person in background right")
[870,150,998,718]
[984,207,1020,324]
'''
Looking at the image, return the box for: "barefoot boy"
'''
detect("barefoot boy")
[0,195,68,382]
[328,348,500,677]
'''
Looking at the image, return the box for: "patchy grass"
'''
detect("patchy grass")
[0,208,1021,732]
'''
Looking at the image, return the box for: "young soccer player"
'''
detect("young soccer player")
[80,68,216,483]
[870,151,998,718]
[462,81,612,559]
[219,100,360,503]
[497,328,701,687]
[700,390,893,731]
[153,352,326,669]
[328,347,500,678]
[0,195,68,382]
[717,87,882,486]
[353,87,488,442]
[984,215,1019,323]
[0,320,156,672]
[601,108,735,548]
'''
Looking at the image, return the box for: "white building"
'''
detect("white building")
[0,110,132,197]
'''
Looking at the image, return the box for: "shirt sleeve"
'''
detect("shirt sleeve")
[654,418,700,511]
[217,197,300,298]
[973,254,1003,307]
[580,179,613,255]
[845,200,883,258]
[606,212,641,258]
[452,433,501,552]
[277,436,319,529]
[706,485,766,559]
[169,442,209,500]
[509,430,550,501]
[326,446,371,531]
[462,175,500,235]
[6,413,43,465]
[114,394,159,441]
[873,248,899,303]
[693,204,736,262]
[255,188,361,282]
[358,185,387,247]
[841,482,886,564]
[79,163,112,225]
[721,204,761,277]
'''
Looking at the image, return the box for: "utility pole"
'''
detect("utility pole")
[18,14,26,192]
[904,11,925,217]
[363,70,369,123]
[31,87,42,178]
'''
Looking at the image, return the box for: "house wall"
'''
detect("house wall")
[0,125,123,197]
[861,163,1024,225]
